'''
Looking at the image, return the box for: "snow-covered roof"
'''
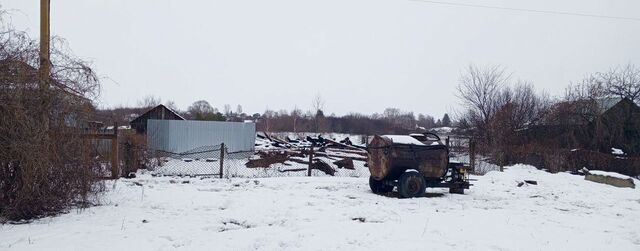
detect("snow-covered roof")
[382,135,425,146]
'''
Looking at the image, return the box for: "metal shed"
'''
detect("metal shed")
[147,119,256,154]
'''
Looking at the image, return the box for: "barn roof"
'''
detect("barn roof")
[130,104,185,123]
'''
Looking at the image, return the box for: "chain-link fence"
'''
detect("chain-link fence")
[148,135,492,178]
[150,144,224,176]
[222,148,369,178]
[149,144,370,178]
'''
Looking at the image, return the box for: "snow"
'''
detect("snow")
[382,135,425,145]
[2,164,640,250]
[589,170,634,180]
[612,148,625,155]
[430,126,454,134]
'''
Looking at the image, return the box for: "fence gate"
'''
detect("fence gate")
[84,133,119,179]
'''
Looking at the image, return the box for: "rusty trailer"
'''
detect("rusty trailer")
[367,133,470,198]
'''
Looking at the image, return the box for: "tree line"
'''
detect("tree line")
[96,95,455,135]
[456,63,640,169]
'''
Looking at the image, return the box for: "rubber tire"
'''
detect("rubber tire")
[398,172,427,198]
[369,176,393,194]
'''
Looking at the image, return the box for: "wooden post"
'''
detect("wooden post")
[469,139,476,173]
[39,0,51,130]
[307,147,313,177]
[110,123,119,179]
[446,136,450,149]
[219,143,225,178]
[39,0,50,90]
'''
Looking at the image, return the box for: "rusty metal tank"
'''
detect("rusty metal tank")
[367,134,448,181]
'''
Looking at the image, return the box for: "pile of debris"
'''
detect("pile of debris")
[249,133,368,175]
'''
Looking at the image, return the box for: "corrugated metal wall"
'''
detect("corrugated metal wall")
[147,119,256,154]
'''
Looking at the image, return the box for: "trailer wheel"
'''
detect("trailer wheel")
[369,176,393,194]
[398,172,426,198]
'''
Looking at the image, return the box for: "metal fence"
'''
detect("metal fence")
[147,134,488,178]
[84,133,119,179]
[149,144,370,178]
[147,119,256,154]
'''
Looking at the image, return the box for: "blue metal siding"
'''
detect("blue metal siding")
[147,119,256,154]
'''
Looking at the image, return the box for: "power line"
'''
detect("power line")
[408,0,640,22]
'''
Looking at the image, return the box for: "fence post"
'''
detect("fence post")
[446,136,450,149]
[307,147,313,177]
[219,143,225,179]
[111,123,119,179]
[469,138,476,173]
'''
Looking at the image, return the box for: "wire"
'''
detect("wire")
[407,0,640,22]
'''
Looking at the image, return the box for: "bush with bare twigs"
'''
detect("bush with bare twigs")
[0,11,102,221]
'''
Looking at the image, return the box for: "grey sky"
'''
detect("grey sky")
[3,0,640,118]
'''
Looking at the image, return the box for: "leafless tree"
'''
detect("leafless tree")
[291,106,302,132]
[599,63,640,103]
[164,100,179,112]
[311,93,326,132]
[456,64,510,132]
[137,95,161,109]
[223,104,232,117]
[235,104,243,115]
[383,107,401,119]
[312,93,325,115]
[262,109,275,132]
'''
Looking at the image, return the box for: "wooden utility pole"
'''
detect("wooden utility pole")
[40,0,51,130]
[40,0,50,89]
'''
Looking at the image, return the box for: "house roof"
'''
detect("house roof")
[597,97,624,115]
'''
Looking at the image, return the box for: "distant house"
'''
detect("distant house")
[130,104,185,133]
[522,97,640,154]
[0,58,95,129]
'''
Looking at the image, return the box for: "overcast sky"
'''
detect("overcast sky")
[3,0,640,117]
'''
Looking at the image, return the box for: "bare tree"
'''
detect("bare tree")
[235,104,243,115]
[164,100,179,112]
[599,63,640,103]
[223,104,232,117]
[311,93,326,132]
[312,93,325,115]
[262,109,275,132]
[562,75,608,123]
[456,64,511,129]
[383,108,401,119]
[291,106,302,132]
[138,95,161,109]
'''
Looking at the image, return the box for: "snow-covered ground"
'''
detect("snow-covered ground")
[2,165,639,250]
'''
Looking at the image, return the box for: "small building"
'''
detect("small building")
[522,97,640,154]
[130,104,185,134]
